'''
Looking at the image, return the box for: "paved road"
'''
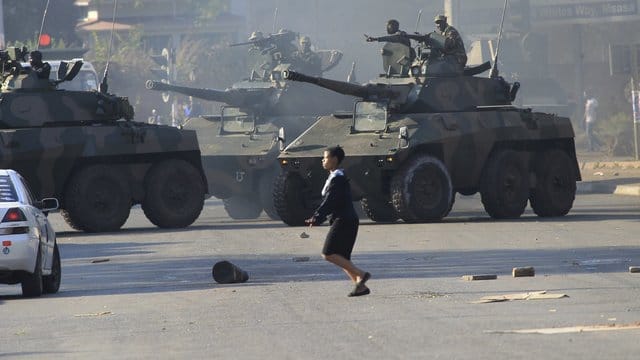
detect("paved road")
[2,194,640,359]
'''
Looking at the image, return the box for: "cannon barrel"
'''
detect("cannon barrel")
[282,70,397,101]
[145,80,270,107]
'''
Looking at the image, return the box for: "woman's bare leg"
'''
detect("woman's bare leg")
[323,254,365,282]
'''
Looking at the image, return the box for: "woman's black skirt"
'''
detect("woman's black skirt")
[322,217,359,260]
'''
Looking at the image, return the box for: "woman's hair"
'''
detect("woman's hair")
[326,145,345,164]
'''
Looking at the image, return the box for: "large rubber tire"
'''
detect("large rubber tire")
[480,150,530,219]
[391,155,453,222]
[43,243,61,294]
[222,197,263,220]
[259,170,280,220]
[530,150,577,217]
[142,159,205,228]
[60,210,82,231]
[21,246,43,297]
[361,197,398,223]
[273,171,316,226]
[64,165,131,233]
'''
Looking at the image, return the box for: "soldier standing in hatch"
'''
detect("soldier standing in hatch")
[365,19,411,48]
[293,36,322,76]
[305,146,371,297]
[434,15,467,73]
[29,50,51,79]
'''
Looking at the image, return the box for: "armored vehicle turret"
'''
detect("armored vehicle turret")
[274,39,580,225]
[145,32,354,220]
[0,47,207,232]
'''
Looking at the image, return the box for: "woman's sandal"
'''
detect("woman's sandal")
[348,285,370,297]
[357,272,371,287]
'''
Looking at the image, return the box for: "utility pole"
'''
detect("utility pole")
[444,0,461,25]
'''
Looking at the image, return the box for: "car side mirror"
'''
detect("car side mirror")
[398,126,409,149]
[277,127,286,151]
[37,198,59,212]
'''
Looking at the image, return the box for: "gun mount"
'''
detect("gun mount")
[283,70,398,101]
[146,80,273,110]
[282,69,515,113]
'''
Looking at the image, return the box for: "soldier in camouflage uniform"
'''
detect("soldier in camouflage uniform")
[365,19,411,48]
[434,15,467,73]
[293,36,322,76]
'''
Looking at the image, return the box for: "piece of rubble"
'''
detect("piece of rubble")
[462,274,497,281]
[485,322,640,335]
[299,232,310,239]
[512,266,535,277]
[74,311,112,317]
[629,266,640,273]
[472,291,568,304]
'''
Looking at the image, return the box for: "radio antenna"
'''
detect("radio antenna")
[489,0,509,78]
[414,9,423,33]
[272,8,279,33]
[36,0,51,50]
[100,0,118,94]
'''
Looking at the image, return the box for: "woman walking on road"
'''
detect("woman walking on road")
[305,146,371,297]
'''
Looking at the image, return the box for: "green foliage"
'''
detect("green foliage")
[3,0,80,46]
[175,37,247,89]
[595,112,636,156]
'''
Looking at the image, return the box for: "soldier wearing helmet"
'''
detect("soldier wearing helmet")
[434,14,467,71]
[29,50,51,79]
[293,36,322,76]
[365,19,411,48]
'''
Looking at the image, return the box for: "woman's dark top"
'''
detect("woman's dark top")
[314,170,359,259]
[313,170,358,225]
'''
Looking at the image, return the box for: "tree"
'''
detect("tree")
[3,0,80,46]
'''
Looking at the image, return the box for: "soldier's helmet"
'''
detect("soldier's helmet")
[249,31,264,41]
[434,15,447,24]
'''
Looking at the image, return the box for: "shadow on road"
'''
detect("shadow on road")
[56,220,289,238]
[3,245,638,300]
[58,242,179,259]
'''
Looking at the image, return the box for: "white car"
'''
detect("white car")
[0,170,60,297]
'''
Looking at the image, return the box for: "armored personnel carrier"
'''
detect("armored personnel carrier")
[274,39,581,225]
[0,47,207,232]
[146,30,353,219]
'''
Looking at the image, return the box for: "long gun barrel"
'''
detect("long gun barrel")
[145,80,272,108]
[282,70,397,101]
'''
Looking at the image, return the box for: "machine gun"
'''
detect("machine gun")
[230,30,298,49]
[0,47,29,78]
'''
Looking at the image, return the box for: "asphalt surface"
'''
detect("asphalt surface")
[1,193,640,359]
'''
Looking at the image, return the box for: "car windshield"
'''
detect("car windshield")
[0,175,19,202]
